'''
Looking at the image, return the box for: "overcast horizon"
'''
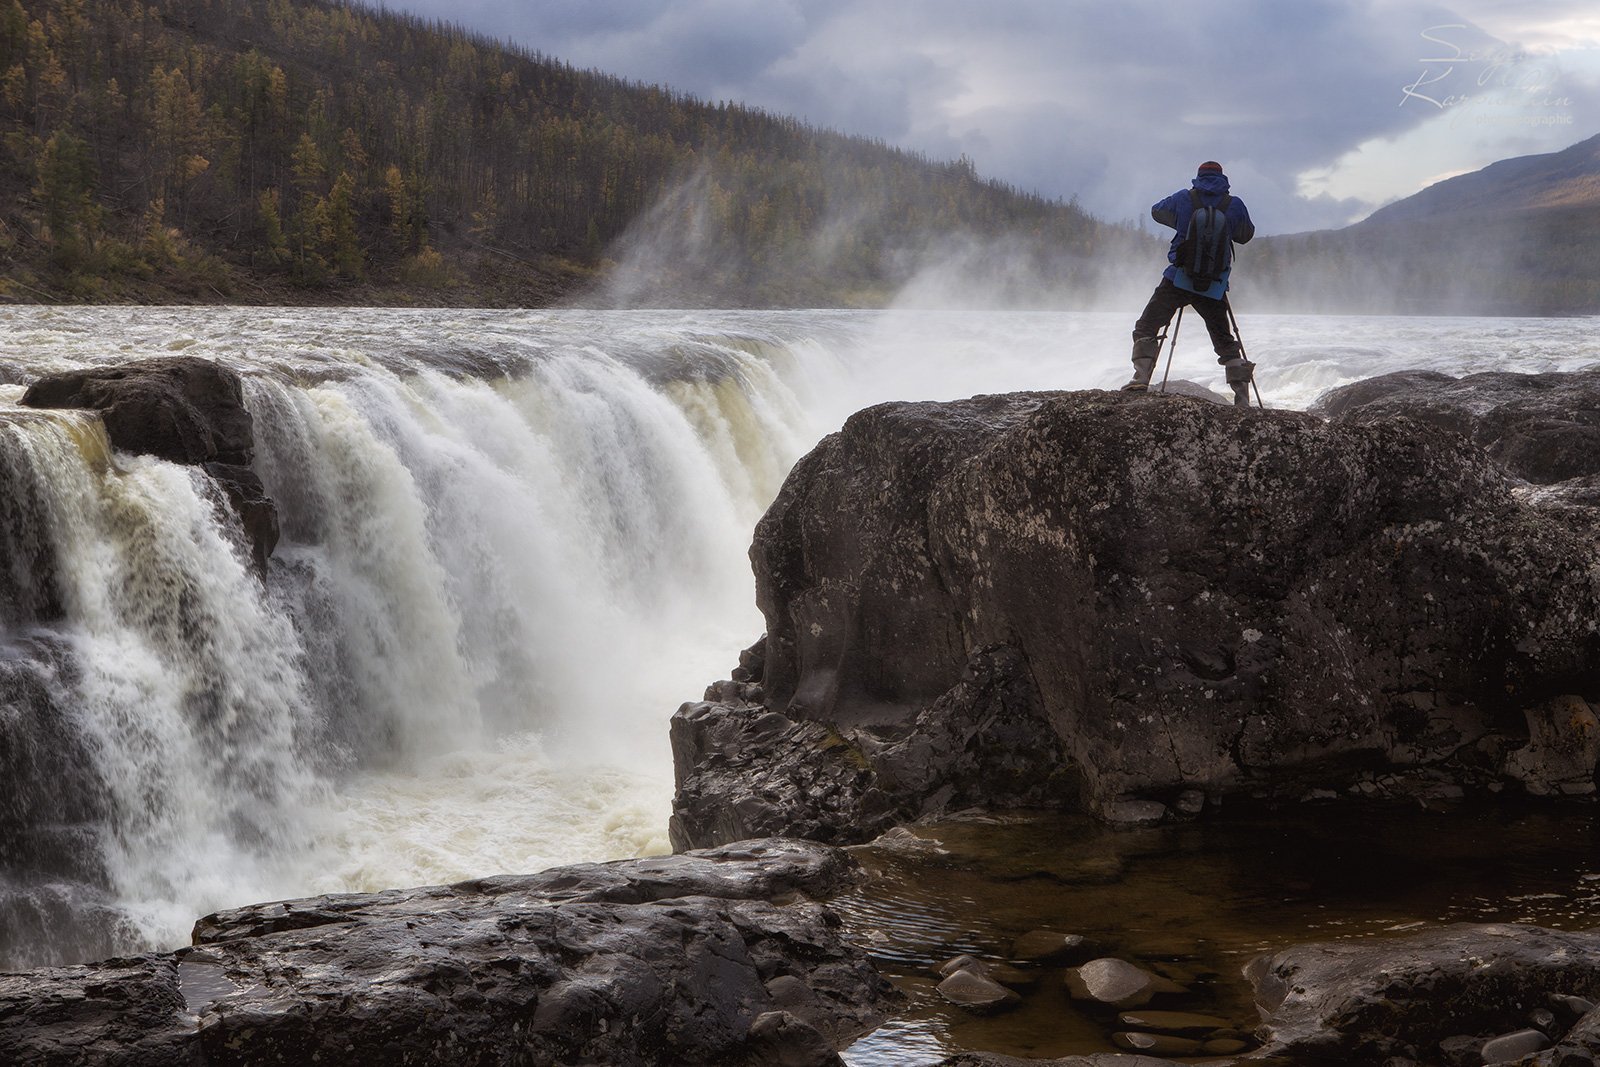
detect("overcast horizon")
[379,0,1600,235]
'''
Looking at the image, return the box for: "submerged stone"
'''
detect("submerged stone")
[1065,958,1184,1010]
[1116,1009,1230,1032]
[1104,799,1167,827]
[1112,1030,1203,1055]
[1201,1037,1251,1054]
[937,967,1020,1013]
[1010,929,1096,964]
[1480,1028,1552,1063]
[1555,995,1599,1021]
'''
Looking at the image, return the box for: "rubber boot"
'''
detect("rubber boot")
[1224,357,1254,408]
[1121,337,1161,392]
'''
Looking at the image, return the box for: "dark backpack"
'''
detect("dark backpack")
[1177,188,1233,286]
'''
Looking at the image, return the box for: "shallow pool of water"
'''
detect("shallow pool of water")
[836,799,1600,1064]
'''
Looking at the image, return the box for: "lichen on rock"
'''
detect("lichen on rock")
[674,380,1600,848]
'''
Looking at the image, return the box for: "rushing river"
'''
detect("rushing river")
[0,306,1596,973]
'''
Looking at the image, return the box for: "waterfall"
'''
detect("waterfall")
[0,311,824,969]
[3,305,1595,969]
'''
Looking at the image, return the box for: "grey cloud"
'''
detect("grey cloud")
[383,0,1592,233]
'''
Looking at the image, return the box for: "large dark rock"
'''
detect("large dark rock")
[19,357,278,569]
[670,644,1077,851]
[0,839,895,1067]
[1313,367,1600,485]
[20,357,254,466]
[1248,923,1600,1064]
[674,386,1600,847]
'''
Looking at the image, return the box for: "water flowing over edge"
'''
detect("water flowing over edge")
[0,306,1595,968]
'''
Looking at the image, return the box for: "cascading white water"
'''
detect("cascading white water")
[0,306,1595,968]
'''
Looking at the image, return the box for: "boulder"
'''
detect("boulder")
[937,967,1021,1013]
[1115,1010,1231,1032]
[1064,958,1184,1010]
[1312,367,1600,485]
[670,643,1074,851]
[1011,929,1099,964]
[1481,1029,1552,1062]
[0,839,896,1067]
[21,356,255,466]
[19,357,278,570]
[674,386,1600,845]
[1248,923,1600,1062]
[1110,1032,1201,1056]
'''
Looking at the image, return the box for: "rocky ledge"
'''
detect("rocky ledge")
[20,356,279,571]
[1250,922,1600,1065]
[0,839,896,1067]
[673,370,1600,849]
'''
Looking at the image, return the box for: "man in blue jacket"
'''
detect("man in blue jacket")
[1123,161,1256,405]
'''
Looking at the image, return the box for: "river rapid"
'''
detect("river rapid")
[0,306,1596,972]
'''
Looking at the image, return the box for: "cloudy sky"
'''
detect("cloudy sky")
[386,0,1600,234]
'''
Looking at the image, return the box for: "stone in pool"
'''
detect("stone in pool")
[1113,1030,1202,1055]
[1481,1028,1552,1062]
[1011,929,1096,963]
[937,955,1037,990]
[1116,1009,1230,1032]
[937,968,1020,1013]
[1065,958,1185,1009]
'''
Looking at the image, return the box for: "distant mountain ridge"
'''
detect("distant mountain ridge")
[1360,132,1600,225]
[1246,131,1600,314]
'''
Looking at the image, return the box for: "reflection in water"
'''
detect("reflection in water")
[838,801,1600,1064]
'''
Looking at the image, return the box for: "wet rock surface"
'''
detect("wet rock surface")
[670,642,1075,850]
[19,357,279,569]
[0,839,896,1067]
[1312,367,1600,485]
[674,383,1600,845]
[1249,923,1600,1063]
[21,356,255,466]
[1064,958,1184,1010]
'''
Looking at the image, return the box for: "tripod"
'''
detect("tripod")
[1155,300,1264,409]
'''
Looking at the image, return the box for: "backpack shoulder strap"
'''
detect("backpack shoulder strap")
[1218,194,1232,212]
[1189,188,1201,209]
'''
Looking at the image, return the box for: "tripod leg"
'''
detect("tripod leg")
[1223,298,1263,410]
[1157,306,1184,394]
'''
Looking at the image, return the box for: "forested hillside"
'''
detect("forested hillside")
[0,0,1130,305]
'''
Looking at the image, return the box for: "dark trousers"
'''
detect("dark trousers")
[1133,278,1240,364]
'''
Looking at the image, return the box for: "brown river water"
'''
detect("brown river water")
[835,800,1600,1063]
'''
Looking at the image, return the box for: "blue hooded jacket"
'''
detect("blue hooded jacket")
[1152,172,1255,297]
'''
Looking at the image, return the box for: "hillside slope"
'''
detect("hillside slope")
[1362,133,1600,224]
[0,0,1131,306]
[1245,133,1600,315]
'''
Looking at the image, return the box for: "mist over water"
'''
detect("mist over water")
[0,305,1596,969]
